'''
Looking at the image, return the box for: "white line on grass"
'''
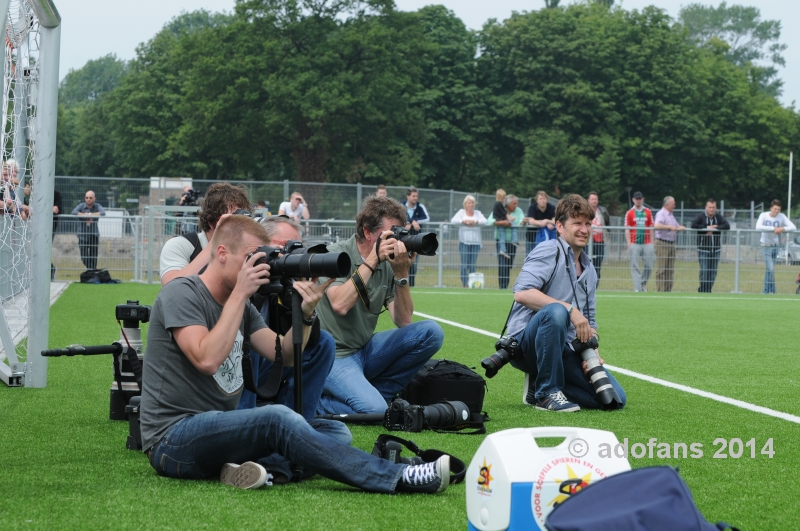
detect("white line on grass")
[414,310,800,425]
[413,291,800,302]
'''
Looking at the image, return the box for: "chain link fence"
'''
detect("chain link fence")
[49,176,800,294]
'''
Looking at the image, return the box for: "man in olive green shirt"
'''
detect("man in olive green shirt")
[316,196,444,415]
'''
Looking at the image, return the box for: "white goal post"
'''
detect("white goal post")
[0,0,60,388]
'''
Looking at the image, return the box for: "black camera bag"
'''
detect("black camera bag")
[400,359,488,432]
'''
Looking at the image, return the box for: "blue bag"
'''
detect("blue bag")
[545,466,739,531]
[534,226,557,245]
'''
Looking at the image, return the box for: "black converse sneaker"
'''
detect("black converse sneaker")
[220,462,272,489]
[396,455,450,494]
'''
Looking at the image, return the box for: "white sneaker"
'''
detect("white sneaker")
[220,462,272,489]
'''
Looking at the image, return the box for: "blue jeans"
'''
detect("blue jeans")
[317,321,444,415]
[497,227,519,255]
[147,405,404,492]
[762,246,778,293]
[237,330,335,421]
[697,249,720,293]
[510,303,626,409]
[459,243,480,287]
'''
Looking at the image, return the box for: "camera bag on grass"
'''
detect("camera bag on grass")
[371,434,467,485]
[545,466,740,531]
[80,269,118,284]
[399,358,488,434]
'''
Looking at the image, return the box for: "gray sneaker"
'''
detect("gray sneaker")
[396,455,450,494]
[220,462,272,489]
[535,391,580,412]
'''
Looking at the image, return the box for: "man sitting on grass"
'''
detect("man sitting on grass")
[139,215,449,493]
[507,194,626,412]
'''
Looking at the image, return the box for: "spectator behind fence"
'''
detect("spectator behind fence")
[375,185,387,198]
[587,192,610,280]
[315,195,444,415]
[690,199,729,293]
[450,195,487,288]
[159,183,252,286]
[625,191,655,292]
[279,192,310,222]
[1,160,22,217]
[524,191,556,256]
[71,190,106,271]
[401,186,430,287]
[756,199,797,294]
[653,196,685,293]
[255,199,271,216]
[492,194,525,289]
[52,189,62,280]
[492,188,518,259]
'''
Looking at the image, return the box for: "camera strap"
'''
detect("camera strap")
[351,265,388,316]
[371,434,467,484]
[241,300,284,403]
[499,245,562,338]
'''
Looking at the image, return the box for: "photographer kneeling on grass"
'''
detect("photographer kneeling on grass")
[140,216,449,492]
[506,194,626,412]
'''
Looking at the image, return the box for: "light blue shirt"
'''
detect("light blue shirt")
[506,238,597,345]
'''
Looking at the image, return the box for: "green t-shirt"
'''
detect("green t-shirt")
[316,235,395,358]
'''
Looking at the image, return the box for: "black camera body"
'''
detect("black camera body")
[181,188,200,206]
[481,335,521,378]
[389,225,439,256]
[383,398,471,432]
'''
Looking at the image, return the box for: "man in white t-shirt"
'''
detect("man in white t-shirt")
[756,199,797,294]
[279,192,311,222]
[160,183,252,286]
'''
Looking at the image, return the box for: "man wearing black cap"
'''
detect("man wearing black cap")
[624,192,655,292]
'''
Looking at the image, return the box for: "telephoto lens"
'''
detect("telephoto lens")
[389,226,439,256]
[423,401,471,428]
[571,336,623,410]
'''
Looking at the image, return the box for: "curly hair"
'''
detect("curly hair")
[198,183,252,233]
[554,194,594,225]
[356,196,407,242]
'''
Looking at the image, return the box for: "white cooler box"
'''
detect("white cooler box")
[466,427,630,531]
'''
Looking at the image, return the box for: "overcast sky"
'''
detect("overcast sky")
[56,0,798,107]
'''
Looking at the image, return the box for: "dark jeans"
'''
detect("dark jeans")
[697,249,720,293]
[78,233,99,270]
[496,240,517,289]
[237,330,336,420]
[459,243,480,287]
[147,406,405,492]
[409,255,418,287]
[591,241,605,279]
[510,303,626,408]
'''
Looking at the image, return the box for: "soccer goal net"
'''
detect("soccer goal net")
[0,0,60,388]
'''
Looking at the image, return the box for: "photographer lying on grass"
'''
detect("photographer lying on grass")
[140,215,449,493]
[506,194,626,412]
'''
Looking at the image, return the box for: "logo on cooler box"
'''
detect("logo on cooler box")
[476,457,494,496]
[532,457,610,528]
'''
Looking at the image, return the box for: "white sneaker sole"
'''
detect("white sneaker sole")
[220,462,269,489]
[535,404,581,413]
[435,455,450,493]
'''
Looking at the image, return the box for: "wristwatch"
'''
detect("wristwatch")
[302,310,317,326]
[394,277,409,287]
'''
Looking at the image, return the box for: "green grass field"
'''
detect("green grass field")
[2,284,799,530]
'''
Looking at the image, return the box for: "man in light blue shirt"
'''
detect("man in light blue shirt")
[506,195,626,412]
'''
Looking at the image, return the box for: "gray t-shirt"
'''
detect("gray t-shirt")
[316,235,395,358]
[140,275,266,451]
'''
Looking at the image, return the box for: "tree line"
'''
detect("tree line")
[56,0,800,213]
